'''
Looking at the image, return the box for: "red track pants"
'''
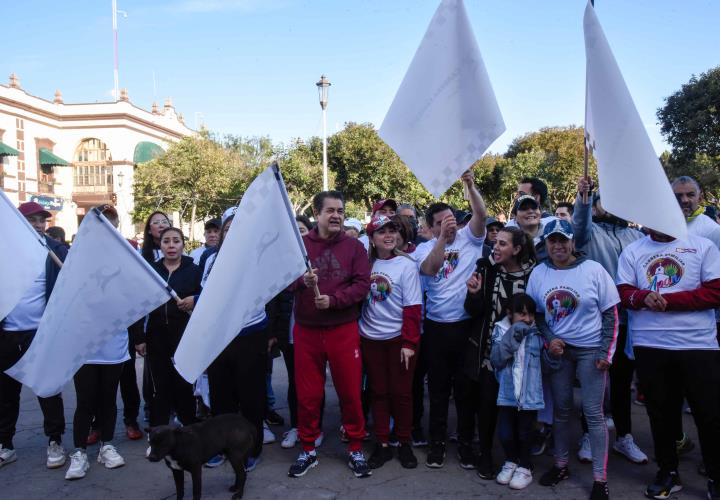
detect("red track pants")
[294,321,365,452]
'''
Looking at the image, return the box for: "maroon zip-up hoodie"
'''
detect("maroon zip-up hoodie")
[293,227,371,328]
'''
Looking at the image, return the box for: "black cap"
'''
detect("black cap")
[486,216,504,228]
[204,218,221,230]
[454,210,472,223]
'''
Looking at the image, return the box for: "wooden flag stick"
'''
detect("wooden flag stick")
[582,142,590,204]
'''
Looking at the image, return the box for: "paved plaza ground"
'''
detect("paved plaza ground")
[0,357,707,499]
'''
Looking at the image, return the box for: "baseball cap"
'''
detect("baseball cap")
[343,217,362,233]
[18,201,51,219]
[366,215,398,237]
[543,219,574,240]
[221,206,237,226]
[454,210,472,224]
[486,216,504,228]
[204,218,221,230]
[514,195,539,212]
[372,198,398,215]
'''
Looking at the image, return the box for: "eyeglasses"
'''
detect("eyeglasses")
[150,219,170,226]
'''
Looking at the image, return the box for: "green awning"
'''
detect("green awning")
[133,141,164,164]
[0,141,19,156]
[39,148,69,166]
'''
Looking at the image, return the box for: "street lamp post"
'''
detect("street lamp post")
[316,75,331,191]
[112,0,128,102]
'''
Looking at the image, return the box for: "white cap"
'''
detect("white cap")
[343,217,362,233]
[221,206,237,226]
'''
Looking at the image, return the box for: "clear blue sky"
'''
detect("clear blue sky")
[2,0,718,154]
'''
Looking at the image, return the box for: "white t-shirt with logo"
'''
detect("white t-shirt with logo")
[526,259,619,348]
[688,213,720,249]
[616,234,720,350]
[360,256,422,341]
[415,225,486,322]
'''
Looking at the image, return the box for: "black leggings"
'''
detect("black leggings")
[73,363,123,449]
[208,329,267,458]
[147,345,197,428]
[119,347,141,427]
[497,407,537,469]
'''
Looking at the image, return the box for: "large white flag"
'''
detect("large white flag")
[173,165,307,383]
[0,189,49,320]
[6,211,172,397]
[379,0,505,198]
[584,2,686,239]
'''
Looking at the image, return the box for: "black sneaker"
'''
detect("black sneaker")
[426,441,446,468]
[590,481,609,500]
[412,428,428,447]
[265,409,285,427]
[645,470,682,499]
[708,479,720,499]
[368,443,393,469]
[539,465,570,486]
[348,451,372,478]
[288,451,318,477]
[398,443,417,469]
[457,443,476,470]
[475,453,496,480]
[531,425,552,456]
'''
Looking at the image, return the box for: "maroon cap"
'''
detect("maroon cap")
[371,198,398,215]
[366,215,399,237]
[18,201,51,219]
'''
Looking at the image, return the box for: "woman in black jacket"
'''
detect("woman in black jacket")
[461,226,536,479]
[142,227,202,428]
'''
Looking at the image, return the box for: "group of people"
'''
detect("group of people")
[1,172,719,500]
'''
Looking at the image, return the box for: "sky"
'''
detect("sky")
[2,0,719,154]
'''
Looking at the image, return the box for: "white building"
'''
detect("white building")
[0,73,192,239]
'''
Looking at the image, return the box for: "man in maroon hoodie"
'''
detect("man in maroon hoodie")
[287,191,372,479]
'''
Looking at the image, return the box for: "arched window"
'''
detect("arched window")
[73,138,112,189]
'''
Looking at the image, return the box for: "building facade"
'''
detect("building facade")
[0,73,192,239]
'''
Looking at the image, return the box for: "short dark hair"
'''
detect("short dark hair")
[556,201,574,215]
[520,177,548,205]
[312,191,344,214]
[46,226,66,242]
[425,202,454,228]
[295,215,313,232]
[508,293,537,317]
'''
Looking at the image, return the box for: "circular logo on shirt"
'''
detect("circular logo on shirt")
[645,257,683,291]
[368,274,392,304]
[545,289,578,326]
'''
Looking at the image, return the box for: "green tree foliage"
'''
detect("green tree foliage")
[658,67,720,202]
[275,138,326,215]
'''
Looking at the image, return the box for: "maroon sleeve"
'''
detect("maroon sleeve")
[617,284,651,310]
[328,241,371,309]
[400,304,422,350]
[661,278,720,311]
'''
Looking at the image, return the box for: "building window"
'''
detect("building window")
[73,138,113,190]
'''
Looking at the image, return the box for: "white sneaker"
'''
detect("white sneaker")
[97,444,125,469]
[263,422,276,444]
[281,428,298,449]
[496,461,518,485]
[65,450,89,480]
[145,445,151,458]
[0,446,17,468]
[606,416,616,432]
[47,441,66,469]
[613,434,648,464]
[509,467,533,489]
[577,433,592,463]
[314,432,325,448]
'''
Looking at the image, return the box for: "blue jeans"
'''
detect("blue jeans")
[550,345,608,481]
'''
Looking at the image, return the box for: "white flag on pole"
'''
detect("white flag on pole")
[5,211,172,397]
[0,188,49,320]
[584,2,686,239]
[379,0,505,198]
[173,165,307,383]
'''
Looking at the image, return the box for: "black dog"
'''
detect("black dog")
[147,414,257,500]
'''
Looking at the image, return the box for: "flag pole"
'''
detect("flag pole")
[272,162,321,299]
[583,0,595,204]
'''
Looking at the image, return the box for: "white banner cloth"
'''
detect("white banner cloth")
[173,166,307,383]
[379,0,505,197]
[584,2,686,239]
[6,211,172,397]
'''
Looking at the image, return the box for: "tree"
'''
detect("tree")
[658,67,720,200]
[133,132,247,239]
[275,138,326,215]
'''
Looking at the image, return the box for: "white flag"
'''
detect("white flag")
[6,211,172,397]
[584,2,686,239]
[0,188,49,320]
[173,165,307,383]
[379,0,505,198]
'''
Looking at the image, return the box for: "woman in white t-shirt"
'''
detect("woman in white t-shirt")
[526,220,619,500]
[360,215,422,471]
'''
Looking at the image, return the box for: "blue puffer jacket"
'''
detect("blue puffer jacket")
[490,318,557,410]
